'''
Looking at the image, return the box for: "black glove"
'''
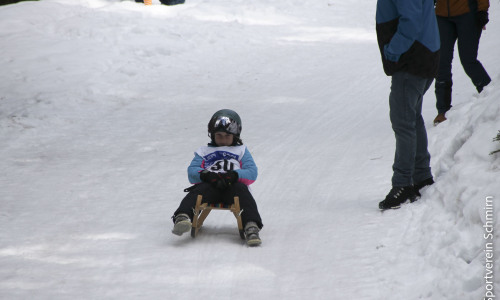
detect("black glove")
[219,171,239,187]
[476,11,489,28]
[200,170,220,188]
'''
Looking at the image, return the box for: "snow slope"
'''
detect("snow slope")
[0,0,499,299]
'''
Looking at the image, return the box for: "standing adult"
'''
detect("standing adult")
[433,0,491,125]
[376,0,440,210]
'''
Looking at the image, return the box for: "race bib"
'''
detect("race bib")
[196,145,246,173]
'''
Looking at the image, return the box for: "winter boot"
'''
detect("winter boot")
[476,77,491,93]
[433,113,447,126]
[244,222,261,247]
[379,186,417,210]
[172,213,191,236]
[434,80,452,126]
[414,177,434,197]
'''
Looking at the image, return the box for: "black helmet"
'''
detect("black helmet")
[208,109,242,141]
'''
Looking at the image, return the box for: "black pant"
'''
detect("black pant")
[173,182,263,229]
[435,12,491,113]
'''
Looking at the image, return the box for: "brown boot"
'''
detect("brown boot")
[433,113,447,126]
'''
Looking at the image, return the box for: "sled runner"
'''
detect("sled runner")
[191,195,245,239]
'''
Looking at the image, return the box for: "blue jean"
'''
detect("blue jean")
[389,71,433,187]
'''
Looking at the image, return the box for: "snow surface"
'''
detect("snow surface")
[0,0,499,299]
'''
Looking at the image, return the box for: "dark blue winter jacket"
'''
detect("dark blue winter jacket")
[376,0,440,78]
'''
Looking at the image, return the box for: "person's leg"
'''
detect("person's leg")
[435,16,457,115]
[224,183,263,229]
[224,183,262,246]
[389,72,431,187]
[413,78,433,184]
[173,183,221,221]
[380,72,431,209]
[455,12,491,92]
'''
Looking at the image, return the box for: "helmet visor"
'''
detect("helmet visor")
[213,116,240,135]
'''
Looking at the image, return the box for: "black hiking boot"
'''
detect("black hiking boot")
[379,186,417,210]
[414,177,434,197]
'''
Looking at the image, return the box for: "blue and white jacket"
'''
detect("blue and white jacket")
[376,0,440,78]
[187,144,258,186]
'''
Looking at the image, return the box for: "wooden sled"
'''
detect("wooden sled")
[191,195,245,240]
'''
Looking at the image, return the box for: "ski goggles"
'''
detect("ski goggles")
[213,116,240,135]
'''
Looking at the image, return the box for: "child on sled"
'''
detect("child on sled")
[171,109,263,246]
